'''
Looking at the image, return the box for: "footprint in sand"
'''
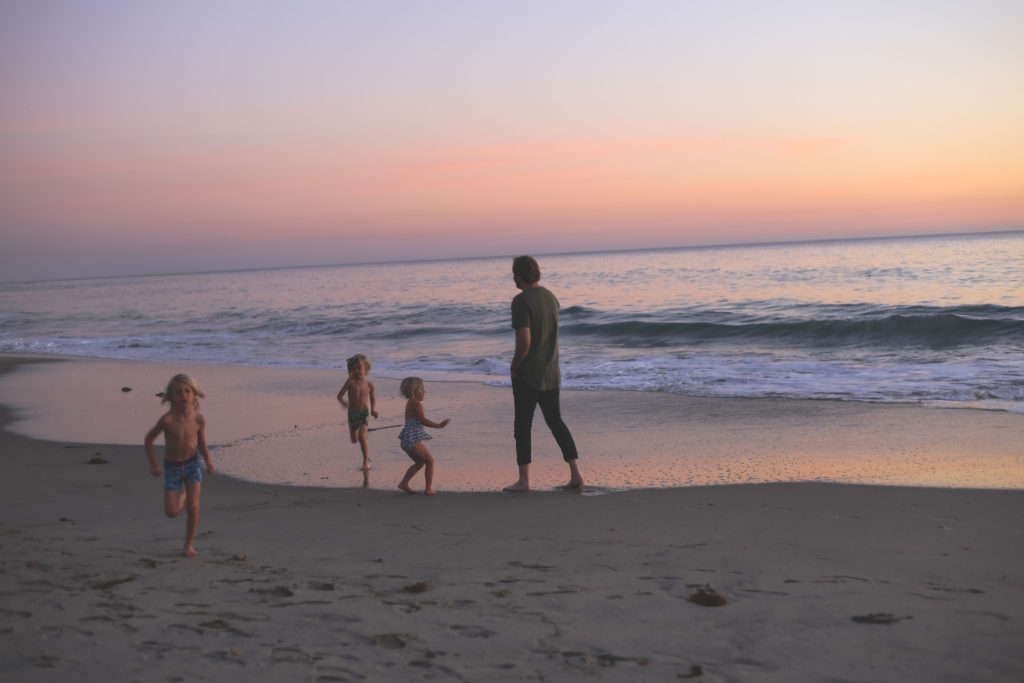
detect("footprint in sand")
[201,649,245,666]
[526,588,577,596]
[401,581,429,593]
[271,646,316,664]
[385,600,421,613]
[926,582,984,594]
[311,665,362,682]
[851,613,913,624]
[560,651,650,668]
[373,633,407,648]
[32,655,60,669]
[450,624,495,638]
[91,576,136,591]
[508,561,554,571]
[247,585,294,598]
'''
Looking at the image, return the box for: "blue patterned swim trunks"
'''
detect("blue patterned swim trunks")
[164,454,202,491]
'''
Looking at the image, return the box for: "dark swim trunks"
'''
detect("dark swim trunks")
[164,454,202,491]
[348,408,369,432]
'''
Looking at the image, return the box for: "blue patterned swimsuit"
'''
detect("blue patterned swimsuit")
[398,417,432,453]
[164,453,201,491]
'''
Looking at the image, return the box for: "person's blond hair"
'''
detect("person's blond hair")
[347,353,370,374]
[162,374,205,410]
[399,376,424,399]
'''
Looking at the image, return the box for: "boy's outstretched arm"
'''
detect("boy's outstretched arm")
[196,414,215,475]
[336,380,351,408]
[369,381,378,418]
[144,420,164,476]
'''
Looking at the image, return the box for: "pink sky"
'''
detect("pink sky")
[1,1,1022,281]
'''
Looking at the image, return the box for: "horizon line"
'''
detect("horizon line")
[3,227,1021,286]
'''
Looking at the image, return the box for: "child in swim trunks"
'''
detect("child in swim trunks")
[397,377,450,495]
[144,374,215,558]
[337,353,378,471]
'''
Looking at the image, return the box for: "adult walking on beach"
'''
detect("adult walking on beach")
[503,255,584,492]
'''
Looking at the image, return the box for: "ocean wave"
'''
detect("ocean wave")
[3,235,1021,413]
[557,351,1024,404]
[560,305,1024,349]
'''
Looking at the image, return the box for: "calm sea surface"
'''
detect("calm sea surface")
[3,232,1022,412]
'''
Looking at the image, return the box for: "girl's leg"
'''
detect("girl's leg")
[409,442,436,495]
[423,451,436,495]
[398,448,424,493]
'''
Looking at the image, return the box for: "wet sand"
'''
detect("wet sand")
[1,355,1021,491]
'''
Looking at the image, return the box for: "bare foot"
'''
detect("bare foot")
[398,483,416,494]
[184,546,198,558]
[558,478,583,490]
[425,488,437,496]
[502,481,530,492]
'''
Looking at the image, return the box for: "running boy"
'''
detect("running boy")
[144,374,215,558]
[337,353,378,470]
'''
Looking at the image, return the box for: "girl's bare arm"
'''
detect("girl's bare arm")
[413,400,449,429]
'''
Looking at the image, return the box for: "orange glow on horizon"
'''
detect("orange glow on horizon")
[5,132,1020,244]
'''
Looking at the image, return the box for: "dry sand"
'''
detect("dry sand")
[1,355,1022,682]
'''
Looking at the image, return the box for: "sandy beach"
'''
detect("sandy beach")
[1,355,1022,682]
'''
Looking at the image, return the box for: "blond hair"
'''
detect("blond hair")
[347,353,370,374]
[162,373,205,410]
[399,376,424,399]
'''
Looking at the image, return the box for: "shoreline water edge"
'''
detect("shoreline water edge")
[1,354,1022,493]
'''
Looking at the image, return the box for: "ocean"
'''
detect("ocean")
[2,231,1022,413]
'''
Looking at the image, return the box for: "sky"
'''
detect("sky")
[1,0,1023,281]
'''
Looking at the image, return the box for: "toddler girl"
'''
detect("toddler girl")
[397,377,450,495]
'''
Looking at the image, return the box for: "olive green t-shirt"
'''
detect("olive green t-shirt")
[511,285,561,391]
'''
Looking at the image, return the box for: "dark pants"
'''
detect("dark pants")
[512,377,579,466]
